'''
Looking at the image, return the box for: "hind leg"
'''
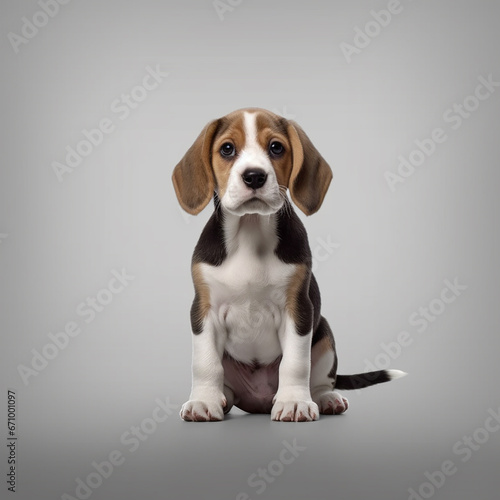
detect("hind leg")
[310,321,349,415]
[314,390,349,415]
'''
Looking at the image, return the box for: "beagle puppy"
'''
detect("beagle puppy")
[172,108,406,422]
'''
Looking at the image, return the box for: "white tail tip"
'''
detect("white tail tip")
[387,369,408,380]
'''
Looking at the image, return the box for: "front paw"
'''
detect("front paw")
[180,397,226,422]
[271,400,319,422]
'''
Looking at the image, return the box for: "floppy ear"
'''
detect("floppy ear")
[286,121,333,216]
[172,119,220,215]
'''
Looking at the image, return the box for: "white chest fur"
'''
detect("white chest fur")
[199,213,296,365]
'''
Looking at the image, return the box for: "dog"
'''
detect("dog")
[172,107,406,422]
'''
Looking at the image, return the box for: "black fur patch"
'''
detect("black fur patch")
[190,195,226,335]
[335,371,394,390]
[274,203,326,337]
[312,315,334,346]
[274,202,312,266]
[294,274,314,336]
[192,195,227,266]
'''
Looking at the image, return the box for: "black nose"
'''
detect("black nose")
[242,169,267,190]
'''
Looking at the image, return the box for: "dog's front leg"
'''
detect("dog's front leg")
[271,313,319,422]
[180,318,227,422]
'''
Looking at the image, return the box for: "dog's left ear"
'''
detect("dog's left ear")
[172,119,220,215]
[286,121,333,216]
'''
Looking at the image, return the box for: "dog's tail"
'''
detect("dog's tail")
[335,369,407,390]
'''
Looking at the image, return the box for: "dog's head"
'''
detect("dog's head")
[172,108,332,216]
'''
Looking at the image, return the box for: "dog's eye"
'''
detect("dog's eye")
[220,142,236,157]
[269,141,284,157]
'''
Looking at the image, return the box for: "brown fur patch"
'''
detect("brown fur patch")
[287,121,333,215]
[254,111,293,187]
[285,264,311,334]
[191,263,211,334]
[210,109,294,197]
[172,120,219,215]
[211,113,246,198]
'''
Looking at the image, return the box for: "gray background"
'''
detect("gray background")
[1,0,499,499]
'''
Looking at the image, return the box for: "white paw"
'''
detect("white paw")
[316,391,349,415]
[271,400,319,422]
[180,396,226,422]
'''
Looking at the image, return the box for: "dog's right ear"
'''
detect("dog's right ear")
[172,119,220,215]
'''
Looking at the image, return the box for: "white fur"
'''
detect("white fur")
[220,112,283,216]
[200,212,294,365]
[195,210,319,421]
[271,312,319,421]
[386,369,408,380]
[310,348,335,400]
[180,317,227,421]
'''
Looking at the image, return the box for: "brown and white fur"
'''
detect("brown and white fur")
[172,108,406,422]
